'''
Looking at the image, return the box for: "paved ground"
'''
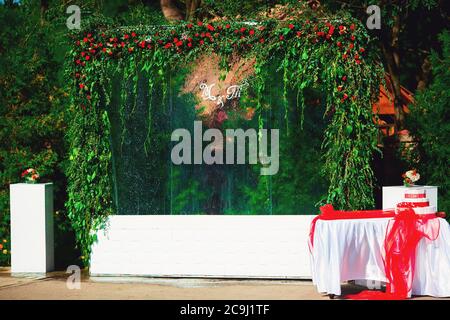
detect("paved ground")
[0,268,447,300]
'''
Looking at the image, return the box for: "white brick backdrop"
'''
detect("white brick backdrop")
[90,215,316,279]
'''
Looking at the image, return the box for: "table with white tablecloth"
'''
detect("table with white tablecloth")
[309,217,450,297]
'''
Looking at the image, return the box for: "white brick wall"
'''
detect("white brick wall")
[90,215,316,279]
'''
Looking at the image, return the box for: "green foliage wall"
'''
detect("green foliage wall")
[66,11,384,264]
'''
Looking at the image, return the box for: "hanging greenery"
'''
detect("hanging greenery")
[65,14,384,265]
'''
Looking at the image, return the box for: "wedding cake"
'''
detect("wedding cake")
[396,188,436,215]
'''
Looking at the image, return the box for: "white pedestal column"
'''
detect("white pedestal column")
[382,185,438,210]
[10,183,54,273]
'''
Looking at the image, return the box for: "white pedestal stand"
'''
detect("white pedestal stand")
[382,185,438,210]
[10,183,54,273]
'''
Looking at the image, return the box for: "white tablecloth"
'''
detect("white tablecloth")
[309,217,450,297]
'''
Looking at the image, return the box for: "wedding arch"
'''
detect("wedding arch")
[65,15,384,263]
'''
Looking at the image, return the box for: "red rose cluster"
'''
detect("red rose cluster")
[72,19,366,109]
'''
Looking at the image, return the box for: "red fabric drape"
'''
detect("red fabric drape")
[309,204,442,300]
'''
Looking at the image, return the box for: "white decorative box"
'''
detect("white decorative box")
[10,183,54,273]
[382,185,438,211]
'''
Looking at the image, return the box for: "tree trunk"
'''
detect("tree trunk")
[40,0,49,25]
[380,14,404,131]
[416,56,431,91]
[186,0,202,21]
[160,0,184,22]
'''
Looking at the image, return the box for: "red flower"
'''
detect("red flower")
[350,24,356,31]
[124,34,129,39]
[349,43,354,49]
[102,48,107,52]
[128,47,134,52]
[216,110,228,124]
[249,29,255,36]
[173,37,179,43]
[350,35,355,41]
[337,41,342,47]
[108,51,113,56]
[87,33,92,38]
[75,73,80,78]
[164,43,172,49]
[355,60,361,65]
[341,93,349,102]
[85,55,90,61]
[354,54,359,60]
[226,24,231,29]
[205,32,211,38]
[139,40,146,48]
[79,83,85,89]
[240,27,247,33]
[328,25,335,35]
[187,42,192,48]
[342,53,348,59]
[186,23,193,28]
[131,32,137,37]
[86,95,91,100]
[259,38,265,43]
[288,23,294,30]
[197,21,203,26]
[279,35,284,40]
[81,51,86,57]
[199,40,204,45]
[207,24,215,31]
[83,37,88,43]
[342,75,347,81]
[175,41,183,47]
[296,31,302,37]
[359,47,365,53]
[316,31,325,37]
[76,40,80,46]
[337,86,343,92]
[339,25,345,31]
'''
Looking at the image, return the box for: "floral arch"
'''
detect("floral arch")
[66,15,384,263]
